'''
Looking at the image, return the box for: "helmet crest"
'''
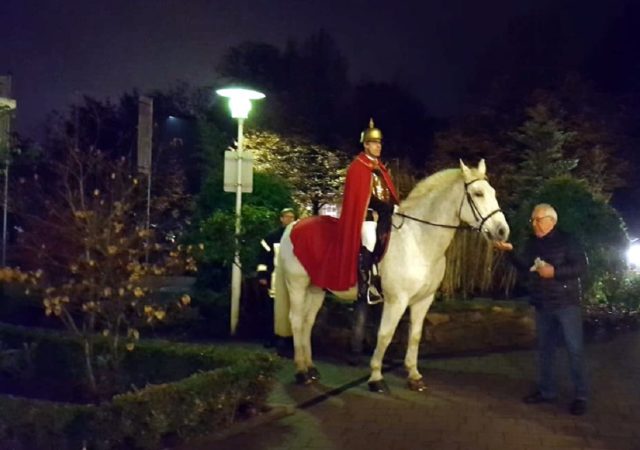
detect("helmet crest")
[360,118,383,143]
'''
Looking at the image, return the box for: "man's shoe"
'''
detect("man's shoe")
[275,337,294,359]
[262,335,277,348]
[347,351,367,367]
[569,399,587,416]
[522,391,557,404]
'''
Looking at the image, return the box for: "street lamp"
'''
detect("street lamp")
[216,87,265,335]
[0,98,16,110]
[627,241,640,270]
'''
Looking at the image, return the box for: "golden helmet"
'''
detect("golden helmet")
[360,118,382,143]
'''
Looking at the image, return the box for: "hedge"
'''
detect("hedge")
[0,323,281,449]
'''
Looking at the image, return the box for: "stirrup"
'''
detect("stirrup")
[367,285,384,305]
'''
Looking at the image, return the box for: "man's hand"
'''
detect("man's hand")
[493,241,513,252]
[537,264,555,279]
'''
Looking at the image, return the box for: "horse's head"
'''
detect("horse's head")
[459,159,510,242]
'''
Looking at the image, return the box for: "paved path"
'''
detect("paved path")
[204,332,640,450]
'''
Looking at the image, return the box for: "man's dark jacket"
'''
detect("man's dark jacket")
[508,229,588,310]
[257,227,286,284]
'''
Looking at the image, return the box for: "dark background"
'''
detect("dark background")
[1,0,639,232]
[2,0,634,133]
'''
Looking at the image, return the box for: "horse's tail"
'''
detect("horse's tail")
[273,223,293,337]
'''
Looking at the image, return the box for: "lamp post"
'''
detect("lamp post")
[216,87,265,335]
[0,96,16,267]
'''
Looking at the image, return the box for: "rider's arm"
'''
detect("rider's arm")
[368,195,394,217]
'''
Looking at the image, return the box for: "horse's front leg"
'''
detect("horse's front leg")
[405,294,435,391]
[368,298,408,392]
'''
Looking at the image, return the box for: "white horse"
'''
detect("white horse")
[274,159,509,391]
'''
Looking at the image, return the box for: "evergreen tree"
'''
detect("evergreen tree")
[508,103,577,206]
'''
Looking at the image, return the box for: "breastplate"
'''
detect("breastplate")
[371,171,391,203]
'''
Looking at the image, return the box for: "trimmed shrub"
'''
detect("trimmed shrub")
[0,323,280,449]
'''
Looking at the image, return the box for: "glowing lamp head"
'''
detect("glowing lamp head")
[216,88,265,119]
[627,242,640,269]
[0,97,17,111]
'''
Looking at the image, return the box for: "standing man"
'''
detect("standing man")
[495,203,589,415]
[256,207,296,350]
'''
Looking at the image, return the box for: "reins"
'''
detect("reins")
[393,212,466,230]
[393,178,503,232]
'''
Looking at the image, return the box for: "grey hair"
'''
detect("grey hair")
[533,203,558,223]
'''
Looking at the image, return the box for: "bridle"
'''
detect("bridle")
[393,178,503,232]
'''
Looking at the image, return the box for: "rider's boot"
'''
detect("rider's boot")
[370,262,384,302]
[358,247,383,304]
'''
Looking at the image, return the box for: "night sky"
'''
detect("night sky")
[1,0,631,136]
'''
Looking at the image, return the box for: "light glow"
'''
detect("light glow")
[0,97,16,110]
[626,242,640,269]
[215,88,265,119]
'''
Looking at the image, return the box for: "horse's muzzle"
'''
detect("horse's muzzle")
[483,222,510,242]
[494,224,509,241]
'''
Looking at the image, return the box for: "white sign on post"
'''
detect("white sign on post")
[0,75,13,155]
[137,96,153,174]
[223,151,254,193]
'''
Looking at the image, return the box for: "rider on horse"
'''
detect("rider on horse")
[288,119,399,303]
[343,119,399,303]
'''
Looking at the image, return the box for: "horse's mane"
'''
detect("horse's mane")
[401,167,485,210]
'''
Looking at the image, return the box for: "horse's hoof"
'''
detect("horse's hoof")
[368,380,389,394]
[295,371,313,385]
[407,377,427,392]
[307,367,321,381]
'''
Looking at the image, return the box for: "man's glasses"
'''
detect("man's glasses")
[530,216,552,224]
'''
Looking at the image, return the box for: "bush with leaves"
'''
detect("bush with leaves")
[11,149,199,396]
[193,143,297,289]
[196,205,276,278]
[589,271,640,310]
[196,171,294,222]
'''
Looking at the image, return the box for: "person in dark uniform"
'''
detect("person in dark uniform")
[257,208,296,289]
[256,208,296,350]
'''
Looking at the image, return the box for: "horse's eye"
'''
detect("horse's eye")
[474,191,484,198]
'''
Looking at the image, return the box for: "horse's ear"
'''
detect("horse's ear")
[459,159,471,178]
[478,159,486,176]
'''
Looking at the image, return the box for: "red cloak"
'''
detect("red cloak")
[290,153,399,291]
